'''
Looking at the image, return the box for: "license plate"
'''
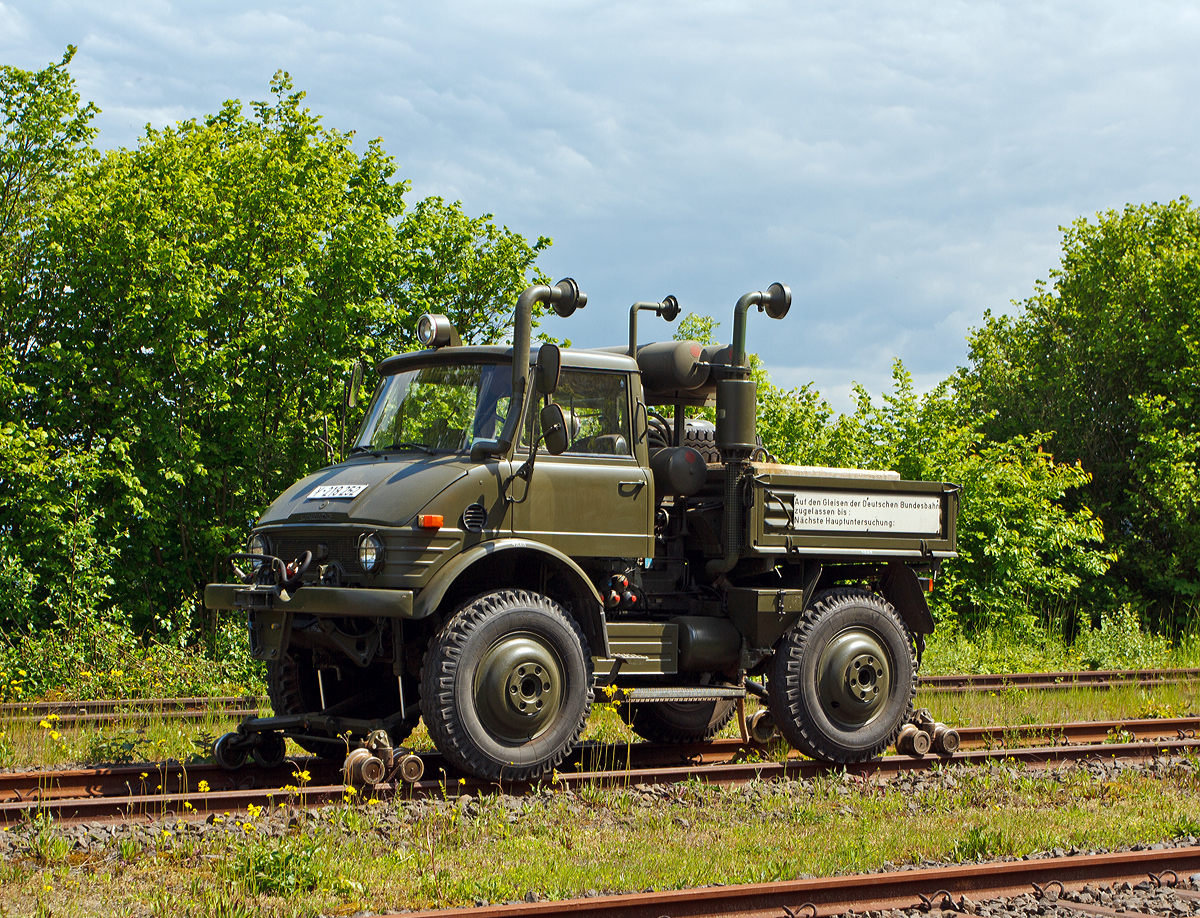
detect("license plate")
[306,484,369,500]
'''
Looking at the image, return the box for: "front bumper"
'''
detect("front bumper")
[203,583,414,618]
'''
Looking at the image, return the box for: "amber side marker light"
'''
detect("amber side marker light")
[418,514,443,529]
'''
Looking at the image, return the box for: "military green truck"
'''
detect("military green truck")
[205,278,960,783]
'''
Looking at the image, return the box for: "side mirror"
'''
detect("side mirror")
[347,362,364,408]
[541,403,570,455]
[535,344,561,396]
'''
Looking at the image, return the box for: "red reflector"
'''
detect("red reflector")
[919,577,934,592]
[418,514,443,529]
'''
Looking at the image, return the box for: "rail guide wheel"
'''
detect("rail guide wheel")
[213,732,249,770]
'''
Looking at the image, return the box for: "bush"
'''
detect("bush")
[1071,604,1172,671]
[0,617,264,702]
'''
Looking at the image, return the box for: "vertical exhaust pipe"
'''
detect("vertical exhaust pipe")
[707,283,791,577]
[470,278,586,462]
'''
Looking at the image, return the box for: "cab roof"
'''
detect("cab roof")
[376,345,640,377]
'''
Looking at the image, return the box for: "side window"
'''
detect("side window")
[528,370,631,456]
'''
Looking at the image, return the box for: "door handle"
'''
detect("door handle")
[618,480,646,496]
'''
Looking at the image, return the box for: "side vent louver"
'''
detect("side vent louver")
[461,503,486,533]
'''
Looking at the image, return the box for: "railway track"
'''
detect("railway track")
[3,716,1196,825]
[0,667,1194,725]
[0,696,265,724]
[0,665,1193,725]
[918,667,1200,693]
[399,846,1200,918]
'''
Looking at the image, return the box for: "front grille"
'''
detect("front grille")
[263,527,455,581]
[273,534,360,570]
[461,503,486,533]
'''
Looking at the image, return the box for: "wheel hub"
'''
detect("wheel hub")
[474,632,564,743]
[816,628,892,728]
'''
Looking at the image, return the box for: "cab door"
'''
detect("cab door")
[510,369,653,558]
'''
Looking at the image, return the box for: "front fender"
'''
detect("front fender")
[411,538,609,657]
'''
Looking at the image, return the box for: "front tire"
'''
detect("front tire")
[768,588,915,762]
[421,590,593,782]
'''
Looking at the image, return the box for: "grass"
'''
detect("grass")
[918,681,1200,729]
[2,677,1196,770]
[921,605,1200,676]
[2,755,1198,916]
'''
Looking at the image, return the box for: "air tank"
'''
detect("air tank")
[635,341,711,392]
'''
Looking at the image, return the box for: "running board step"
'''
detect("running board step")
[607,686,746,704]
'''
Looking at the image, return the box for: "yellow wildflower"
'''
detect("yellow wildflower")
[197,780,210,794]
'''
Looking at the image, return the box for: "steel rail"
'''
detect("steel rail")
[0,696,265,724]
[918,668,1200,693]
[4,736,1196,826]
[0,666,1195,724]
[399,846,1200,918]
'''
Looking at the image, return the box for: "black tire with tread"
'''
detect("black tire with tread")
[768,587,915,762]
[681,424,720,464]
[618,697,737,744]
[267,648,418,760]
[421,589,593,782]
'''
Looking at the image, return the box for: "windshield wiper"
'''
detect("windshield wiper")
[349,445,383,458]
[388,441,437,455]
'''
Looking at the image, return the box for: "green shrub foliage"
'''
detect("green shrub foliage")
[962,198,1200,625]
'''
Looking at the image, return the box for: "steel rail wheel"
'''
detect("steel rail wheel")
[421,589,593,782]
[768,587,915,761]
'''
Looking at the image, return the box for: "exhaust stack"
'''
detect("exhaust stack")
[470,278,586,462]
[706,282,791,576]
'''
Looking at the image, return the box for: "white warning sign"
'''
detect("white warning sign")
[791,491,942,535]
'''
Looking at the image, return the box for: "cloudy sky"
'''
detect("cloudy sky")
[4,2,1198,410]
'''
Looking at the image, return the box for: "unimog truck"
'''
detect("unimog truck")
[205,278,960,782]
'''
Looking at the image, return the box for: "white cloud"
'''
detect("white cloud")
[4,1,1200,413]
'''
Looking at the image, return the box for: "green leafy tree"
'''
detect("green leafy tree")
[963,198,1200,623]
[0,46,98,332]
[836,363,1113,631]
[0,49,122,640]
[12,72,551,632]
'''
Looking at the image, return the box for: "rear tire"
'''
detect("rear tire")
[768,588,915,762]
[421,589,593,782]
[618,698,737,744]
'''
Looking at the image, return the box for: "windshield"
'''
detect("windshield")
[354,363,513,453]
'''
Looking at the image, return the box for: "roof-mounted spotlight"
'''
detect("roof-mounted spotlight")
[416,314,462,349]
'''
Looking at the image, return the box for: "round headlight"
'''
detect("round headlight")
[248,533,269,571]
[358,533,385,573]
[416,314,436,346]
